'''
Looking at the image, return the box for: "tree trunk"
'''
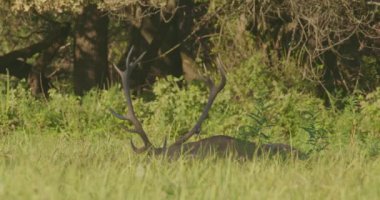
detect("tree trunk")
[119,13,184,90]
[0,25,69,97]
[73,4,109,95]
[116,1,203,90]
[114,1,211,90]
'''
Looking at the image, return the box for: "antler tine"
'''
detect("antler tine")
[171,57,227,146]
[125,46,146,74]
[110,46,152,153]
[125,46,134,70]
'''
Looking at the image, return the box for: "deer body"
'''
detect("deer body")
[154,135,302,159]
[111,47,304,160]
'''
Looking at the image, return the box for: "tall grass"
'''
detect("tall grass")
[1,54,379,199]
[1,134,380,200]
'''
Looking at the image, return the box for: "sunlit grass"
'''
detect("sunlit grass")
[1,133,380,200]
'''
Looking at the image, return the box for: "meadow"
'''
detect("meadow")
[1,55,380,199]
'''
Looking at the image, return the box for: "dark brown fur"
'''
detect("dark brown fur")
[152,136,304,160]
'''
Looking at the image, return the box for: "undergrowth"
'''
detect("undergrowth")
[0,53,380,199]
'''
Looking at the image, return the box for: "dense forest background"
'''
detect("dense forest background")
[1,0,378,104]
[1,1,380,198]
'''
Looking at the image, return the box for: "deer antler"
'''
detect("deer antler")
[109,46,151,153]
[111,51,227,154]
[170,57,227,147]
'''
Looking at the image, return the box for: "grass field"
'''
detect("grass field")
[1,134,380,200]
[1,56,380,199]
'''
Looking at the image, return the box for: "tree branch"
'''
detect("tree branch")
[0,25,70,78]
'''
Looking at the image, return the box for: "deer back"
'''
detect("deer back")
[162,135,304,160]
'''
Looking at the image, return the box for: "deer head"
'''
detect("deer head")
[110,46,226,156]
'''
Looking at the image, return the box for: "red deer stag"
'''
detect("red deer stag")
[110,47,304,160]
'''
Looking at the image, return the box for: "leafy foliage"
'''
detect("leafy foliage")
[1,53,380,155]
[2,0,379,99]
